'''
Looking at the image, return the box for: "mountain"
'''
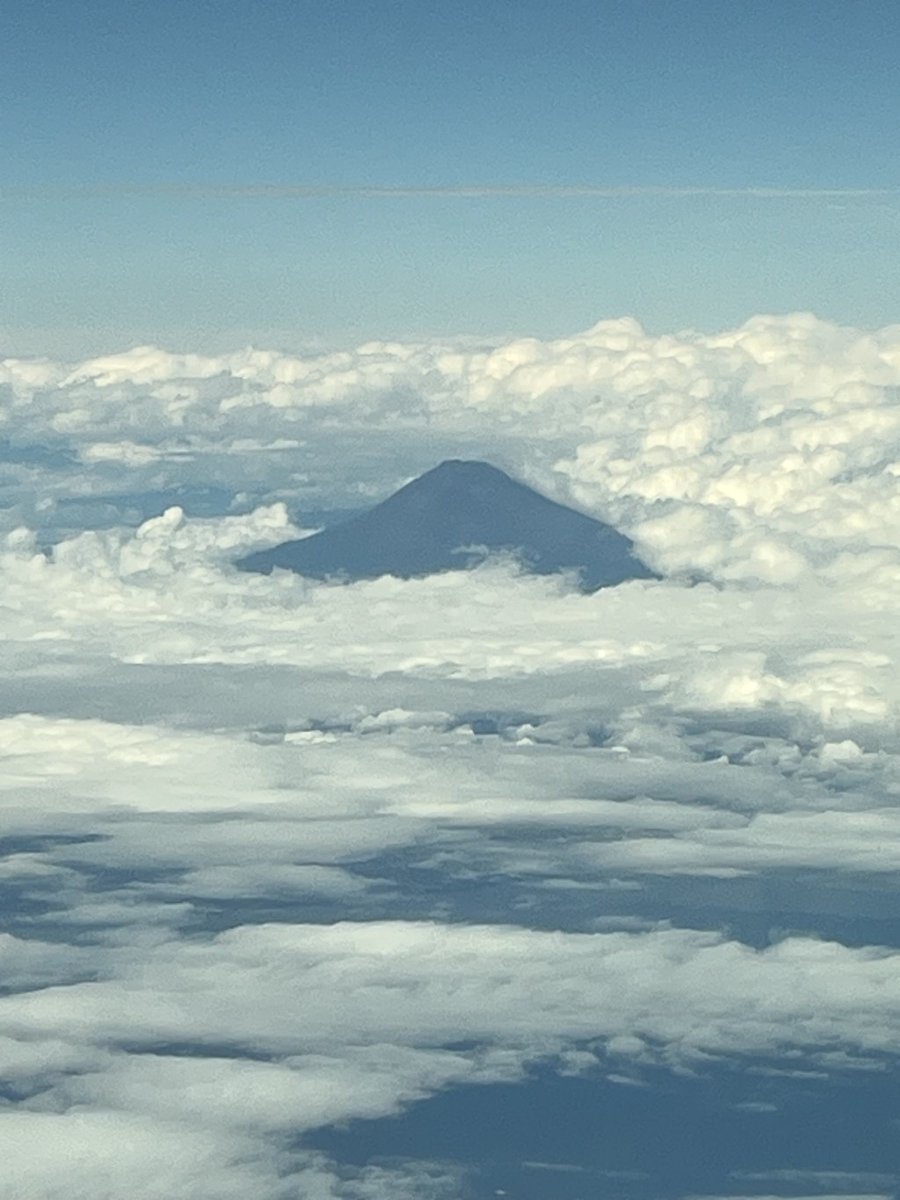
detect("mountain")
[236,459,658,590]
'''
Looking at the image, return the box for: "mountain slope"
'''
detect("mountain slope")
[237,459,657,590]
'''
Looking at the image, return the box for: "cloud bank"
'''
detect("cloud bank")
[2,314,900,1197]
[4,312,900,587]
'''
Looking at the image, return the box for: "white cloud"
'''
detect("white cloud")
[4,921,900,1143]
[0,933,93,992]
[8,910,900,1190]
[4,315,900,1195]
[2,313,900,583]
[0,1110,335,1200]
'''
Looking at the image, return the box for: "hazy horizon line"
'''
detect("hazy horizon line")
[2,182,897,202]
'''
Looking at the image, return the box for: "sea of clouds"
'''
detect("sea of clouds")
[2,314,900,1199]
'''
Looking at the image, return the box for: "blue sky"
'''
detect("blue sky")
[3,0,900,353]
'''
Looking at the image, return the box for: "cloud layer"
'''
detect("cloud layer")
[3,312,900,584]
[2,315,900,1198]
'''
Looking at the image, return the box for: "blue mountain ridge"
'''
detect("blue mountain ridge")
[236,459,658,590]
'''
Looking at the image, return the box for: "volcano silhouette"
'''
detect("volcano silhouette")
[237,460,657,590]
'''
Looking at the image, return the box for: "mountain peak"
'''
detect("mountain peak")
[427,458,507,478]
[404,459,515,493]
[237,460,658,590]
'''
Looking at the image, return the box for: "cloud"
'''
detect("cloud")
[4,312,900,587]
[689,1195,891,1200]
[0,933,93,991]
[0,1111,292,1200]
[4,922,900,1159]
[731,1171,899,1189]
[2,182,897,202]
[1,1110,446,1200]
[4,314,900,1194]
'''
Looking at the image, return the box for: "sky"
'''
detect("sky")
[4,0,900,353]
[5,6,900,1200]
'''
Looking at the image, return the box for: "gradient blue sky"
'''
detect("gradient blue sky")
[3,0,900,354]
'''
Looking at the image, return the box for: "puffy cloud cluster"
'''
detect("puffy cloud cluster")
[3,313,900,584]
[3,315,900,1197]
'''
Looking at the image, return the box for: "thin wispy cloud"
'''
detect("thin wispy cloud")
[1,182,896,202]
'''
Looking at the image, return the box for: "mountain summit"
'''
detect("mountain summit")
[237,459,657,590]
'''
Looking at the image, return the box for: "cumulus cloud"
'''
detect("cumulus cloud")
[3,312,900,582]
